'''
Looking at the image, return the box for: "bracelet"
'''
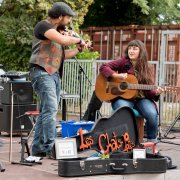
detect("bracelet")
[77,39,82,44]
[77,47,82,52]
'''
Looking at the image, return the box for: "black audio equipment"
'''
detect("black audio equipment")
[0,81,33,105]
[0,71,29,80]
[0,104,36,133]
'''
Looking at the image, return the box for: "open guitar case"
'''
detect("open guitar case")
[58,107,168,177]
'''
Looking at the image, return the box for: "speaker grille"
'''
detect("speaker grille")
[0,104,37,132]
[0,81,33,105]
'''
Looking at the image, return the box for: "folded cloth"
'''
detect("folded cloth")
[25,156,42,162]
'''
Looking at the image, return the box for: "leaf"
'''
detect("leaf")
[132,0,150,15]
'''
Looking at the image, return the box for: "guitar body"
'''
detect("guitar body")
[95,73,180,102]
[95,73,139,101]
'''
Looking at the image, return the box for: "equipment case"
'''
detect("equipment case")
[58,153,166,177]
[58,107,167,177]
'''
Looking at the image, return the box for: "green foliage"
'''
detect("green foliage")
[82,0,151,27]
[137,0,180,24]
[64,0,93,25]
[0,0,50,70]
[148,0,180,24]
[0,0,94,71]
[76,50,100,60]
[0,0,178,71]
[82,0,180,27]
[132,0,150,15]
[75,33,100,60]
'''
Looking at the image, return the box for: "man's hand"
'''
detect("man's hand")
[78,40,92,52]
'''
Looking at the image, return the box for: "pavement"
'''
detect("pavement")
[1,116,180,180]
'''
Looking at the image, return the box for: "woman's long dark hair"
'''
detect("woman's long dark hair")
[124,39,153,85]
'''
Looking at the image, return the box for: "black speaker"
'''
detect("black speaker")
[0,81,33,105]
[0,104,36,133]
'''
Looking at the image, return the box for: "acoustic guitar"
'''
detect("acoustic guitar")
[95,73,180,101]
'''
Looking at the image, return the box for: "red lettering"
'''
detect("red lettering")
[78,128,94,150]
[98,133,109,154]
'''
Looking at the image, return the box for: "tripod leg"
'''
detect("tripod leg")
[20,139,26,162]
[62,99,67,121]
[164,113,180,137]
[25,141,30,156]
[0,161,5,172]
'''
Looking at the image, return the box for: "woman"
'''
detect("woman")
[99,39,163,142]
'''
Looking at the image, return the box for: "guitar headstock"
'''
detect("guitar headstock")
[164,86,180,93]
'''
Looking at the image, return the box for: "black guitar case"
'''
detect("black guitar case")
[75,106,140,153]
[58,107,167,177]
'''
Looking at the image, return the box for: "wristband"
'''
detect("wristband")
[77,39,82,44]
[77,47,82,52]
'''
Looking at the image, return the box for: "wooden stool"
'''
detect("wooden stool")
[16,111,40,165]
[136,117,144,143]
[24,111,40,141]
[12,110,42,166]
[133,109,144,143]
[142,142,156,154]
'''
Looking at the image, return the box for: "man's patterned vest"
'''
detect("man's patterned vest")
[29,37,64,75]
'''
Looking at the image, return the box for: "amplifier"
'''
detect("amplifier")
[0,81,33,105]
[0,104,37,133]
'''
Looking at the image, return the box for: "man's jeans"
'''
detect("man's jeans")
[29,67,61,154]
[112,98,158,140]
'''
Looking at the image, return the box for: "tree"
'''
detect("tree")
[0,0,93,71]
[82,0,180,27]
[82,0,150,27]
[147,0,180,24]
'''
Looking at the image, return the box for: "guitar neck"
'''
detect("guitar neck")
[128,84,158,90]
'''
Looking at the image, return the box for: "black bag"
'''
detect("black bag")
[58,107,167,177]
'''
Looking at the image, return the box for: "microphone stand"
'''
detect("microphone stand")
[163,113,180,138]
[0,84,5,172]
[74,56,92,120]
[0,77,15,163]
[157,85,180,146]
[9,82,14,162]
[64,24,92,119]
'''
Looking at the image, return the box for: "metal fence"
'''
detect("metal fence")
[159,30,180,126]
[60,59,178,124]
[60,29,180,127]
[82,25,180,61]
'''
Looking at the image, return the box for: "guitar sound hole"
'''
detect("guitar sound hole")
[119,82,128,91]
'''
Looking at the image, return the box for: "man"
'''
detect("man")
[29,2,87,158]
